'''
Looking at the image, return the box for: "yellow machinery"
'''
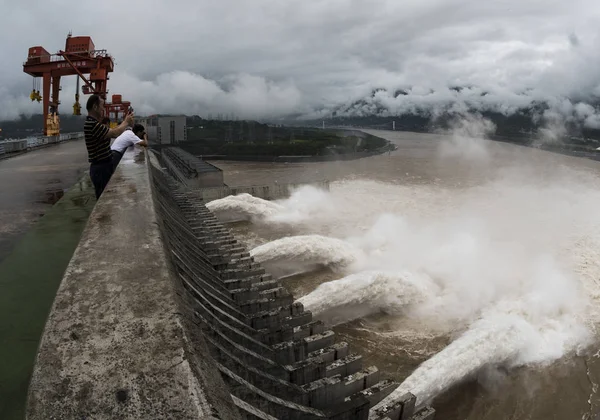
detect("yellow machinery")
[46,113,60,136]
[73,78,81,115]
[29,90,42,102]
[30,77,42,102]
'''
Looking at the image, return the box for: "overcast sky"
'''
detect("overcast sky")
[2,0,600,123]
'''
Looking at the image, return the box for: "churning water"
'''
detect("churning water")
[208,129,600,419]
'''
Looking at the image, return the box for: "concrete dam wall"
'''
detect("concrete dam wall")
[25,150,435,419]
[158,146,331,202]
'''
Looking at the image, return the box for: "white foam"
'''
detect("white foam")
[249,234,363,278]
[206,185,334,225]
[206,193,283,221]
[225,151,600,406]
[298,270,436,326]
[375,257,592,408]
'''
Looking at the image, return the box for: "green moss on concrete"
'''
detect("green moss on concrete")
[0,175,95,420]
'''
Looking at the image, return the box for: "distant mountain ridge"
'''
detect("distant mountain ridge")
[5,85,600,145]
[278,86,600,143]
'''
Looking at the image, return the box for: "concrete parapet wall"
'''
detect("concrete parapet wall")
[161,147,225,188]
[198,181,330,202]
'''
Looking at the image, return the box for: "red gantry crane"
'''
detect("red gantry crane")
[23,33,129,136]
[105,94,132,128]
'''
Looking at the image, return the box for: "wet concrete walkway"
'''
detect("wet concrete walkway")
[0,140,96,419]
[0,175,96,419]
[0,140,90,263]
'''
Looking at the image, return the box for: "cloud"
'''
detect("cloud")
[111,71,304,119]
[2,0,600,122]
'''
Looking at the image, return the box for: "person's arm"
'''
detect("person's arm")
[126,130,147,148]
[136,133,148,147]
[104,113,134,139]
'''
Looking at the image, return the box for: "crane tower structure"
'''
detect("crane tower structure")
[23,33,128,136]
[105,94,132,128]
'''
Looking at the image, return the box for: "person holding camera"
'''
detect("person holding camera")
[84,94,134,199]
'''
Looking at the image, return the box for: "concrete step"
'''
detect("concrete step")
[409,407,436,420]
[293,321,325,340]
[308,342,350,364]
[220,267,266,280]
[367,393,416,420]
[239,295,295,315]
[325,354,363,378]
[359,380,400,409]
[302,366,380,409]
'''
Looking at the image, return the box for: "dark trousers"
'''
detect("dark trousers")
[111,149,124,171]
[89,160,114,200]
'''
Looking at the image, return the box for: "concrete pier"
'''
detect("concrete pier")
[25,148,434,419]
[162,147,225,188]
[159,146,331,201]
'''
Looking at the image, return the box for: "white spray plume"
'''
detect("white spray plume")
[245,161,600,404]
[375,256,592,409]
[205,193,283,222]
[212,133,600,406]
[298,271,436,327]
[265,185,336,224]
[436,113,496,162]
[249,234,363,278]
[207,185,335,225]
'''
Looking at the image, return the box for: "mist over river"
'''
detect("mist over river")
[208,129,600,420]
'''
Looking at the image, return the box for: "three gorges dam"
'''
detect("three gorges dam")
[3,128,600,420]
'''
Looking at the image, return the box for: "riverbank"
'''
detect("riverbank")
[193,143,395,163]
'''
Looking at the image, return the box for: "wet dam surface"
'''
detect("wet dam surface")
[0,140,95,419]
[0,140,90,263]
[205,130,600,420]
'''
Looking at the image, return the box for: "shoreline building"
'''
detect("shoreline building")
[137,115,187,145]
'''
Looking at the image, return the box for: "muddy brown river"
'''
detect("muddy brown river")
[208,130,600,420]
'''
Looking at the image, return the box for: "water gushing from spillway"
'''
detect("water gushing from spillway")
[205,193,284,222]
[206,185,334,225]
[249,234,364,278]
[374,257,592,409]
[298,270,436,326]
[208,143,600,409]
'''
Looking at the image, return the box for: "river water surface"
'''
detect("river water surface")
[209,130,600,420]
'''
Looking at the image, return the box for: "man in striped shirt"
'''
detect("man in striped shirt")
[84,94,134,199]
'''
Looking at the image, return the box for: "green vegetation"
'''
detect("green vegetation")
[181,118,389,157]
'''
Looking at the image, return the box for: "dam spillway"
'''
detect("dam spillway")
[25,148,435,419]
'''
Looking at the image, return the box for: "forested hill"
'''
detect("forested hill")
[0,115,86,138]
[282,110,600,144]
[4,111,600,150]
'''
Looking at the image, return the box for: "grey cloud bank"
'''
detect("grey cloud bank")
[1,0,600,125]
